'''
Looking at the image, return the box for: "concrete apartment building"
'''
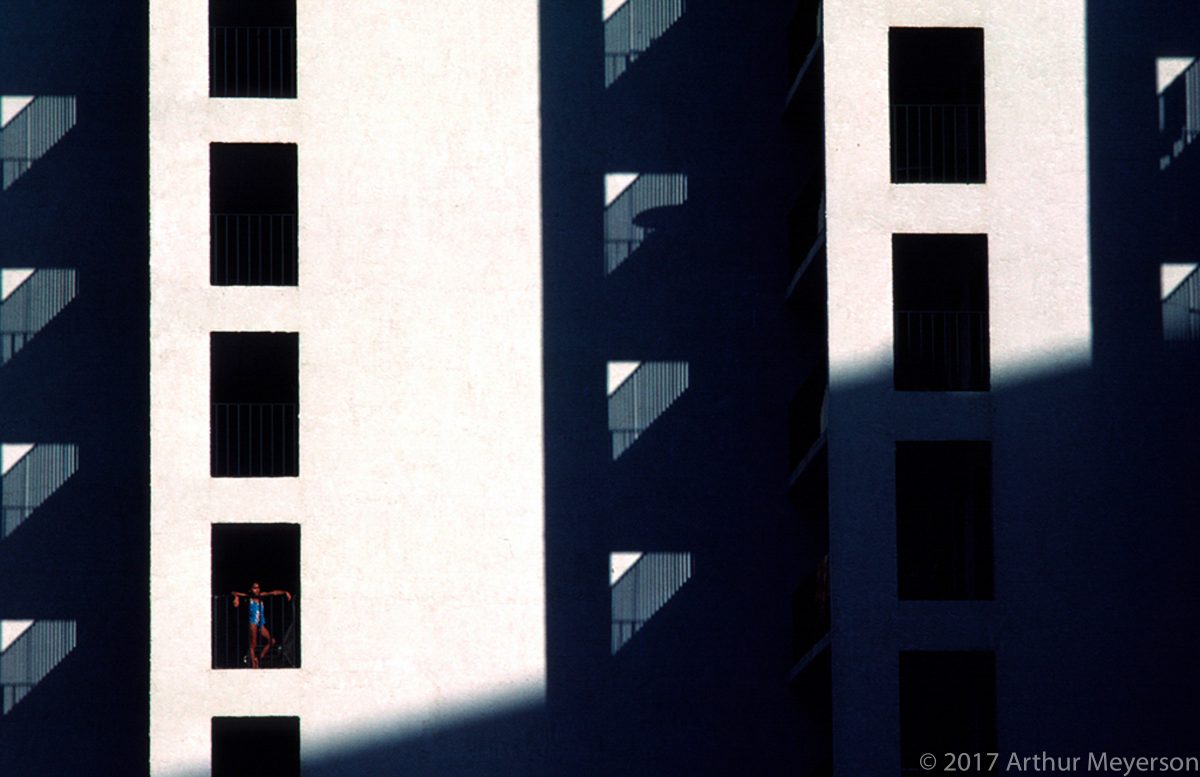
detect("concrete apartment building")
[2,1,1198,775]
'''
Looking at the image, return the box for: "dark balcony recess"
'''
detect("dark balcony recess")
[896,441,993,601]
[210,0,296,98]
[900,652,996,774]
[212,717,299,777]
[889,28,985,183]
[893,234,989,392]
[211,332,299,477]
[210,144,298,286]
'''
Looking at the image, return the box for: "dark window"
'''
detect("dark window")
[893,234,989,391]
[900,652,995,774]
[212,524,300,669]
[890,28,985,183]
[210,143,298,286]
[212,716,299,777]
[210,0,296,98]
[896,441,992,600]
[211,332,299,477]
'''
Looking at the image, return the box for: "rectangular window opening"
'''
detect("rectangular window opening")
[896,441,993,600]
[212,716,300,777]
[210,143,298,286]
[890,28,985,183]
[211,524,300,669]
[900,651,996,772]
[210,0,297,98]
[211,331,299,477]
[893,234,989,391]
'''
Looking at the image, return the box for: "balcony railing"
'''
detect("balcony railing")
[604,0,686,88]
[1163,264,1200,341]
[211,213,298,286]
[2,444,79,540]
[608,361,689,460]
[1,620,76,714]
[1,269,77,365]
[210,26,297,98]
[211,402,299,477]
[890,104,985,184]
[1159,58,1200,171]
[212,594,299,669]
[611,552,692,654]
[894,310,989,391]
[0,96,77,190]
[604,174,687,275]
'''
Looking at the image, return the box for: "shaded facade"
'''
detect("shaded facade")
[0,0,150,774]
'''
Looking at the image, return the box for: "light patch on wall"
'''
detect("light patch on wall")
[1161,263,1198,299]
[607,361,641,396]
[0,96,34,127]
[1,269,35,300]
[603,0,628,20]
[604,173,638,206]
[1,443,34,475]
[1158,58,1196,95]
[0,620,34,652]
[610,551,643,584]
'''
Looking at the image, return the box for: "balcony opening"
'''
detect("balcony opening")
[889,28,985,184]
[1157,57,1198,171]
[607,360,690,460]
[0,620,76,714]
[893,234,989,391]
[210,143,298,286]
[900,651,996,773]
[604,173,687,275]
[896,441,993,601]
[1,443,78,540]
[603,0,685,88]
[1162,262,1200,341]
[212,716,300,777]
[210,332,299,477]
[212,523,300,669]
[210,0,296,98]
[0,96,77,190]
[610,551,693,654]
[1,268,77,366]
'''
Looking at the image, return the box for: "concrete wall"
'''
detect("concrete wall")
[823,1,1091,772]
[148,3,545,773]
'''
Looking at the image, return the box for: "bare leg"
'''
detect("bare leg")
[249,626,260,668]
[258,626,275,664]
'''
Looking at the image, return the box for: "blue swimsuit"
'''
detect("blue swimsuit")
[248,598,264,627]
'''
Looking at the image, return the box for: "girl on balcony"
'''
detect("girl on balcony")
[232,582,291,668]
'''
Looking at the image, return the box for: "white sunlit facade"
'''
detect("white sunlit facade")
[148,2,545,774]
